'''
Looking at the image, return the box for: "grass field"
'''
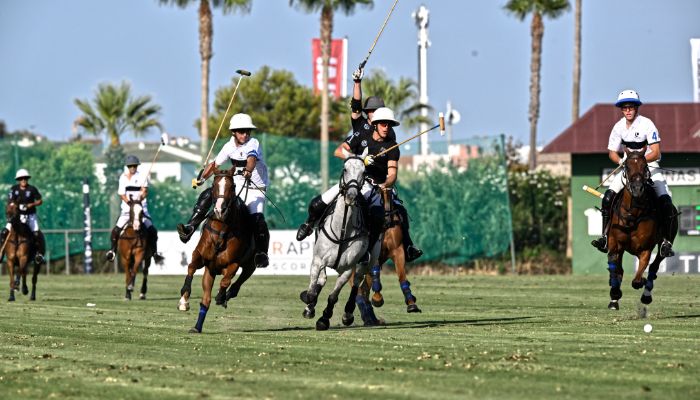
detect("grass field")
[0,273,698,399]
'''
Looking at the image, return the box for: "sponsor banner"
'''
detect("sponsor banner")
[311,38,347,99]
[602,167,700,186]
[692,38,700,102]
[635,252,700,274]
[150,230,332,276]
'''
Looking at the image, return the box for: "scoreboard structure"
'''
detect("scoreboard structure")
[679,205,700,236]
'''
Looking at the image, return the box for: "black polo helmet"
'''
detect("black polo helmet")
[363,96,385,111]
[125,155,141,166]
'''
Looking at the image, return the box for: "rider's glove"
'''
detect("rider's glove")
[19,204,27,211]
[352,68,364,82]
[364,155,375,166]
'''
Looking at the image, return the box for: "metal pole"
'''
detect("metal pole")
[500,134,517,274]
[413,5,431,156]
[83,177,93,274]
[64,231,69,275]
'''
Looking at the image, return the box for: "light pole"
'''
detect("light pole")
[413,5,430,156]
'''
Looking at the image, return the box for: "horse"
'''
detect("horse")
[605,149,679,311]
[117,199,154,300]
[342,187,421,321]
[178,169,256,333]
[3,202,41,301]
[300,156,382,330]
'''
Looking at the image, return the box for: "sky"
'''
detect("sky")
[2,0,699,149]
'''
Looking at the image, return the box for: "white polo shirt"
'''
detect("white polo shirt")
[607,115,661,168]
[214,137,269,188]
[117,170,149,213]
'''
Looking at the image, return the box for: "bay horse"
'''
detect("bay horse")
[178,169,255,333]
[118,199,154,300]
[342,187,421,323]
[606,149,678,311]
[299,156,381,330]
[3,202,41,301]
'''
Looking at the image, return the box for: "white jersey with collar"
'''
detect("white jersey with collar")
[117,170,149,212]
[607,115,661,168]
[214,136,269,188]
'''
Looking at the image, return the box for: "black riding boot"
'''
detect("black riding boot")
[592,189,615,253]
[252,213,270,268]
[363,206,385,265]
[147,225,165,264]
[658,194,675,257]
[33,231,46,264]
[397,205,423,262]
[296,195,328,241]
[105,226,121,261]
[177,188,212,243]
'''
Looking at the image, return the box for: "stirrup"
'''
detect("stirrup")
[296,223,313,241]
[105,250,116,262]
[405,245,423,262]
[153,252,165,265]
[591,237,607,253]
[34,253,45,265]
[254,252,269,268]
[659,240,674,258]
[177,223,195,243]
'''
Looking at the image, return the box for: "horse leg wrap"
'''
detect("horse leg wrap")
[181,275,193,296]
[194,303,209,333]
[344,285,359,314]
[607,263,621,289]
[370,265,382,293]
[356,294,378,325]
[401,281,417,304]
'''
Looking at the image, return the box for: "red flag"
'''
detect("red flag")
[312,38,347,99]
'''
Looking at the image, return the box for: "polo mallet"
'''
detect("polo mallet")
[140,132,169,191]
[193,69,251,189]
[582,164,623,199]
[358,0,399,70]
[375,112,445,158]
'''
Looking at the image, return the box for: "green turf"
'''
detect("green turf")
[0,273,698,399]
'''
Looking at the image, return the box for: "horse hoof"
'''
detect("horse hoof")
[178,297,190,311]
[302,308,315,319]
[22,286,28,295]
[300,290,309,304]
[341,313,354,326]
[139,293,146,300]
[608,301,619,310]
[315,318,330,331]
[631,278,646,290]
[641,295,652,305]
[188,327,201,334]
[8,296,15,302]
[30,295,36,301]
[371,295,384,308]
[407,304,422,313]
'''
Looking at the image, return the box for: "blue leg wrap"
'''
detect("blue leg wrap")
[195,303,208,332]
[644,278,654,291]
[608,263,620,288]
[371,265,382,293]
[400,280,416,304]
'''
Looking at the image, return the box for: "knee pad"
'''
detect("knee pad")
[196,187,213,210]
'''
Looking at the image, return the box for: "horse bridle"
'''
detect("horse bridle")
[212,170,235,221]
[338,156,365,197]
[622,153,651,194]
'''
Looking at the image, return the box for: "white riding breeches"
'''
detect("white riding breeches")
[5,214,39,232]
[238,187,266,214]
[116,209,153,229]
[321,181,396,208]
[608,165,671,197]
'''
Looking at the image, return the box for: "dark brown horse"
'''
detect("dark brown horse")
[117,199,153,300]
[606,149,678,310]
[341,188,420,326]
[178,169,255,333]
[3,202,40,301]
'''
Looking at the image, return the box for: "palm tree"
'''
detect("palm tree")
[74,81,162,147]
[157,0,252,160]
[571,0,581,122]
[505,0,570,171]
[362,69,431,130]
[289,0,373,190]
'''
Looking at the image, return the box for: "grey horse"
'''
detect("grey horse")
[300,156,382,330]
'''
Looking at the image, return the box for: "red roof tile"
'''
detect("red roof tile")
[542,103,700,154]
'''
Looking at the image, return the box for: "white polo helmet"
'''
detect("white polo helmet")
[615,89,642,107]
[229,113,256,130]
[15,169,31,180]
[372,107,400,127]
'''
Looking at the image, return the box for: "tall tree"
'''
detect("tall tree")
[505,0,570,171]
[571,0,581,122]
[74,81,162,147]
[289,0,373,190]
[208,66,349,140]
[158,0,252,160]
